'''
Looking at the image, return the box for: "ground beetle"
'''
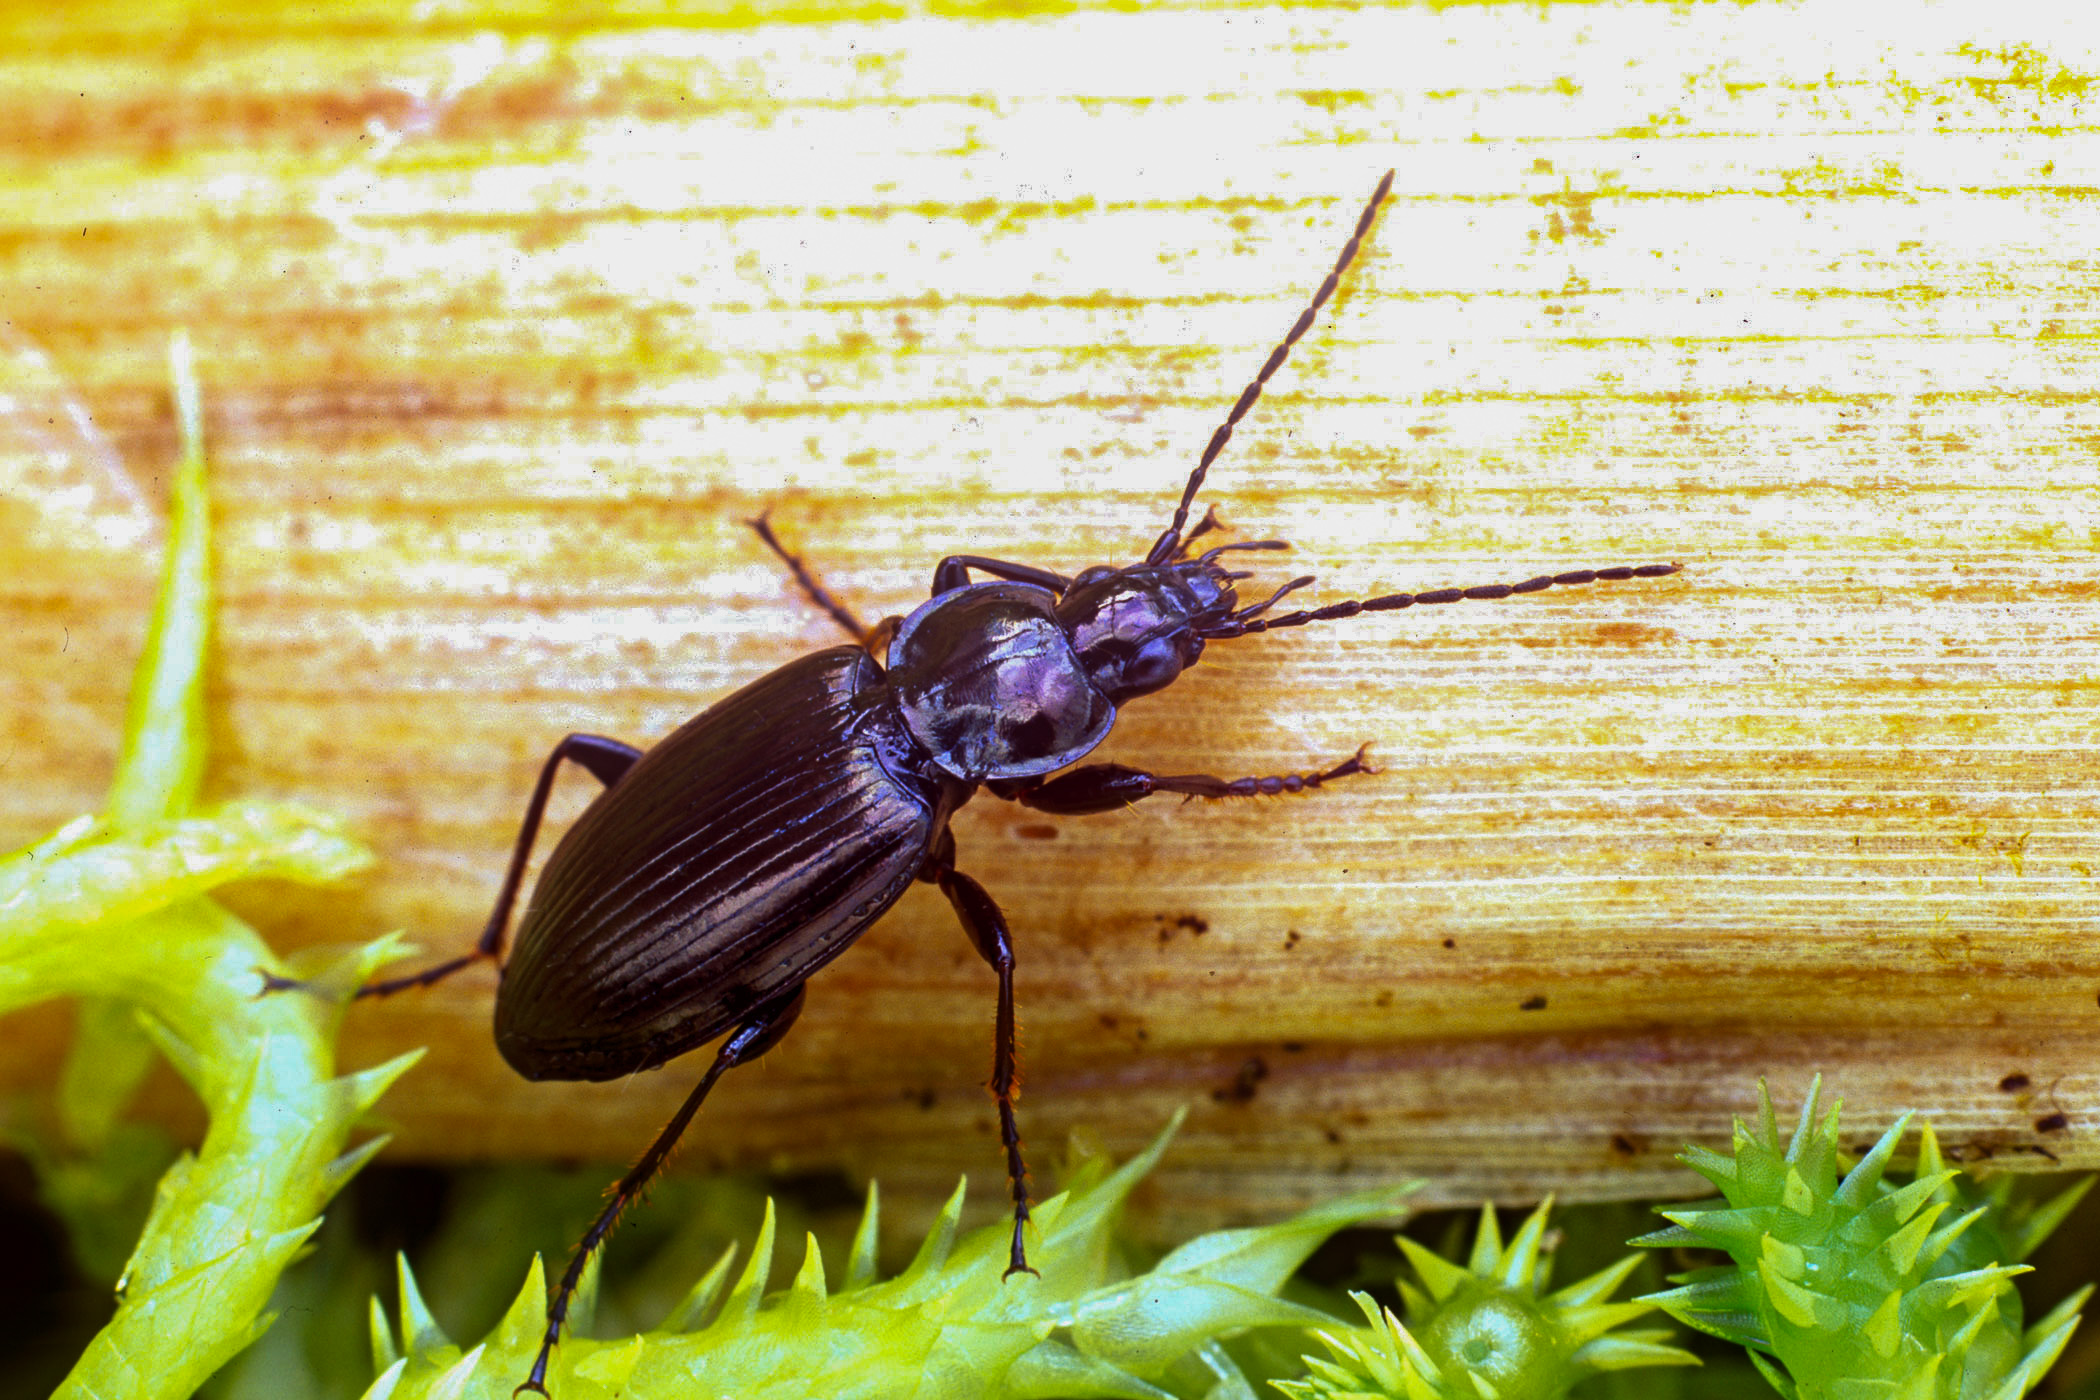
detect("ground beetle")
[348,170,1679,1393]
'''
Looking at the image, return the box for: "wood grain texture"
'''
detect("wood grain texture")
[3,1,2099,1238]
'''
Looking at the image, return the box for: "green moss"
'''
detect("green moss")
[1636,1078,2090,1400]
[361,1117,1418,1399]
[2,337,409,1400]
[1276,1199,1694,1400]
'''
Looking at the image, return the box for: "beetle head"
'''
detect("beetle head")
[1055,561,1237,704]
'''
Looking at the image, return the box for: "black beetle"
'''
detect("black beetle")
[349,169,1678,1393]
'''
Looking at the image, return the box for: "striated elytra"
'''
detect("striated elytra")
[347,170,1681,1396]
[496,647,935,1084]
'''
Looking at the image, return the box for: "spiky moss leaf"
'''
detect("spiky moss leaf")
[0,339,408,1399]
[363,1114,1418,1400]
[1274,1198,1695,1400]
[0,803,371,937]
[107,329,210,834]
[1637,1077,2091,1400]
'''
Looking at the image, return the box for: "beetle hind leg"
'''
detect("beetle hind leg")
[258,733,644,1002]
[368,733,639,998]
[925,854,1037,1278]
[748,513,897,651]
[517,986,807,1396]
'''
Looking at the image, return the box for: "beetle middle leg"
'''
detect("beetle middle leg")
[517,985,806,1397]
[994,746,1372,816]
[919,839,1037,1278]
[270,733,644,1001]
[930,554,1071,598]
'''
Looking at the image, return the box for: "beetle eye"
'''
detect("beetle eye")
[997,709,1060,758]
[1120,637,1186,698]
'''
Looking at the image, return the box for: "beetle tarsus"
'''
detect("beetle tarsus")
[352,950,491,1000]
[1003,1231,1040,1281]
[258,958,483,1003]
[1001,747,1374,816]
[254,968,324,999]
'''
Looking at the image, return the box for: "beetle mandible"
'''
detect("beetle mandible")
[349,169,1680,1394]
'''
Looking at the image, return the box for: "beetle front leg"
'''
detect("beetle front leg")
[517,985,806,1396]
[997,745,1373,816]
[267,733,643,1000]
[923,853,1037,1279]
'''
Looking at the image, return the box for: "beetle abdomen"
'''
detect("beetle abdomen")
[495,647,939,1082]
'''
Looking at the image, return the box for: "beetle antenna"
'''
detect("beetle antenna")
[1231,574,1317,621]
[1199,562,1682,640]
[1196,538,1291,566]
[1172,504,1224,558]
[1145,169,1394,568]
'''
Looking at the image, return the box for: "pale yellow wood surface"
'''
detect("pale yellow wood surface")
[4,2,2099,1236]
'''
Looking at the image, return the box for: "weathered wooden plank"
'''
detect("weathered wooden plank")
[2,1,2097,1235]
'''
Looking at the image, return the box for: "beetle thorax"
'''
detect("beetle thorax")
[886,582,1114,781]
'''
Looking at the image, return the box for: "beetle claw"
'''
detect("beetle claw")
[254,967,323,1000]
[1003,1223,1040,1281]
